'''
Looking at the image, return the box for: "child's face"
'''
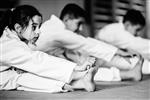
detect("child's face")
[21,15,42,44]
[65,17,84,33]
[126,23,142,36]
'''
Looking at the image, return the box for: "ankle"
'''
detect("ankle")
[85,83,95,92]
[132,74,142,81]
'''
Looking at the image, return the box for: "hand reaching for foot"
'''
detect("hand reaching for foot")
[74,57,96,71]
[62,83,74,92]
[71,67,98,92]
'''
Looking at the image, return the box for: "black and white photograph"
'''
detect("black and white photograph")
[0,0,149,100]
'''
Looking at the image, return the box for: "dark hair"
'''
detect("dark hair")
[0,5,42,37]
[123,9,145,27]
[60,3,87,22]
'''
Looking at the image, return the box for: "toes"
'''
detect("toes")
[84,83,95,92]
[63,83,74,92]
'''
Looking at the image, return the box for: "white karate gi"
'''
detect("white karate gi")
[65,50,121,81]
[35,15,118,62]
[0,28,77,93]
[96,22,150,74]
[35,15,121,81]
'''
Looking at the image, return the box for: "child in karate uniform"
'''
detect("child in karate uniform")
[95,9,150,74]
[34,4,144,82]
[0,5,97,93]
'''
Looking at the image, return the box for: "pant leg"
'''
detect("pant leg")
[0,70,21,90]
[17,73,66,93]
[107,56,138,70]
[142,59,150,74]
[94,67,121,81]
[128,57,150,74]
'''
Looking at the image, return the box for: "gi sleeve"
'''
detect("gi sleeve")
[1,39,76,83]
[55,30,118,62]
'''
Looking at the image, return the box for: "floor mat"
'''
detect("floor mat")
[0,75,150,100]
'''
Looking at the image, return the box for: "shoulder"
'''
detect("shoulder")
[97,23,121,35]
[102,23,122,30]
[41,15,65,31]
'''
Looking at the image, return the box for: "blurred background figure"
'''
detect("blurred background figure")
[0,0,147,38]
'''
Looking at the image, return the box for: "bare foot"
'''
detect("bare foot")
[128,56,144,81]
[82,67,98,91]
[71,67,98,92]
[62,83,74,92]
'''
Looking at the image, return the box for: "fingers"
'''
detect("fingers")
[86,57,97,70]
[136,55,144,66]
[117,49,134,57]
[75,57,97,71]
[63,83,74,92]
[124,57,132,64]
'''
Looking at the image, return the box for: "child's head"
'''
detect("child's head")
[60,3,87,33]
[0,5,42,44]
[123,9,145,36]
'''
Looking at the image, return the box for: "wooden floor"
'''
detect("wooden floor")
[0,75,150,100]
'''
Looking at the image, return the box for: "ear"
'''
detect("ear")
[62,14,70,23]
[124,21,133,30]
[124,21,130,27]
[14,23,22,33]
